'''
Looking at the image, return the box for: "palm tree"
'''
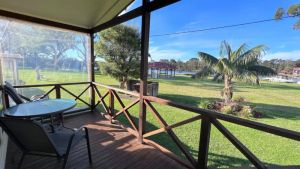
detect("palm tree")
[197,41,276,104]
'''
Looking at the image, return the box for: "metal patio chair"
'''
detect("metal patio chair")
[3,81,49,104]
[0,117,92,169]
[3,81,61,129]
[3,81,25,104]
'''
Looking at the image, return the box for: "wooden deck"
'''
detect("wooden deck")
[4,112,186,169]
[4,111,300,169]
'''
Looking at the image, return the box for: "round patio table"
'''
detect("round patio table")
[3,99,76,118]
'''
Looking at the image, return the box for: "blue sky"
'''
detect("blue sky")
[127,0,300,61]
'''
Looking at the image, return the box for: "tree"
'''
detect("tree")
[38,30,77,70]
[261,59,295,73]
[296,59,300,67]
[185,58,198,71]
[275,4,300,29]
[95,24,141,89]
[197,41,276,104]
[73,36,89,71]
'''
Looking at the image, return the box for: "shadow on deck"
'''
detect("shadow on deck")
[5,112,185,169]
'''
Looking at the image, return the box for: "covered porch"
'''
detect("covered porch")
[0,0,300,169]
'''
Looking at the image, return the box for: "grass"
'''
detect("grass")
[9,69,300,168]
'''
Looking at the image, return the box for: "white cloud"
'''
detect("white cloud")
[149,46,187,61]
[183,21,203,29]
[264,50,300,61]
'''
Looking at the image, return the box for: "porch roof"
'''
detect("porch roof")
[0,0,133,31]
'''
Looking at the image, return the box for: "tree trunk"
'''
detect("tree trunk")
[53,56,59,70]
[223,74,233,105]
[119,76,127,89]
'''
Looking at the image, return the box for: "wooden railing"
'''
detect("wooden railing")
[2,81,300,168]
[92,82,140,130]
[1,82,93,114]
[91,82,300,169]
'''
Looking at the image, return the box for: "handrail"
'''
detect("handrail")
[1,81,92,110]
[11,81,90,88]
[92,82,140,97]
[143,96,300,142]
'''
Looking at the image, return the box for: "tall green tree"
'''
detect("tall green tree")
[275,4,300,29]
[95,24,141,89]
[38,30,77,70]
[197,41,276,104]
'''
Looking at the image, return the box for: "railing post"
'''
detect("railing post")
[109,89,114,123]
[89,33,95,110]
[197,116,211,169]
[138,0,151,144]
[90,82,95,109]
[55,85,61,99]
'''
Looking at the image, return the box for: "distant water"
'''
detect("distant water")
[148,70,196,76]
[262,76,300,84]
[175,71,196,75]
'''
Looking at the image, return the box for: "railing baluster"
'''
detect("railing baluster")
[94,87,109,113]
[60,86,90,107]
[75,84,91,101]
[197,116,211,169]
[212,119,266,169]
[90,83,95,110]
[40,86,56,99]
[111,90,138,131]
[109,89,114,123]
[145,100,198,167]
[55,84,61,99]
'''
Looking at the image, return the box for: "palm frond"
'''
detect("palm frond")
[215,57,233,75]
[231,43,248,62]
[212,73,224,82]
[198,52,218,67]
[194,66,213,79]
[220,41,232,60]
[233,68,258,84]
[247,65,276,76]
[233,45,267,66]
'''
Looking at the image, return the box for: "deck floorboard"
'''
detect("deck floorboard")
[4,112,185,169]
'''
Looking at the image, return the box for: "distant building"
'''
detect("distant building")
[293,67,300,76]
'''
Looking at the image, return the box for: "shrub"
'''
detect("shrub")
[237,106,253,118]
[221,105,233,114]
[211,101,224,110]
[252,110,263,118]
[233,96,245,103]
[230,102,243,112]
[200,99,212,109]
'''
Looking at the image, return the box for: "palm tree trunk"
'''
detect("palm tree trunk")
[223,75,233,105]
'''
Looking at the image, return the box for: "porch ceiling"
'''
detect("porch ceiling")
[0,0,133,29]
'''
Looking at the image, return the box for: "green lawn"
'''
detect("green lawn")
[13,69,300,168]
